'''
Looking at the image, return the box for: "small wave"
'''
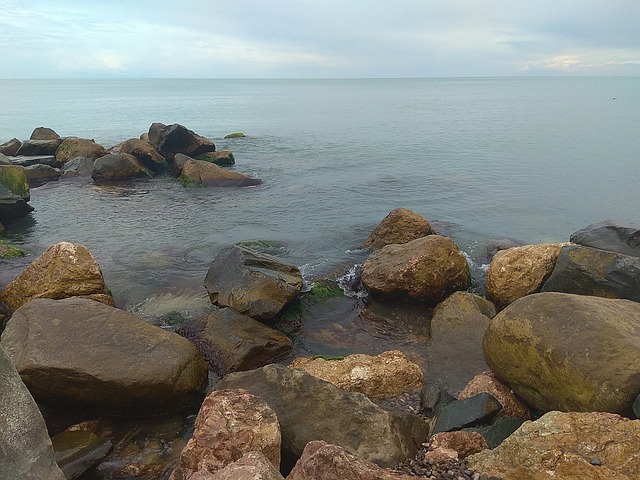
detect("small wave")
[337,263,368,298]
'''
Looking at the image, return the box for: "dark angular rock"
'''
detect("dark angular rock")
[634,394,640,419]
[432,393,503,434]
[24,164,61,187]
[148,123,216,161]
[52,431,113,480]
[420,382,456,417]
[16,138,62,156]
[464,416,526,449]
[570,221,640,258]
[92,153,153,183]
[542,244,640,302]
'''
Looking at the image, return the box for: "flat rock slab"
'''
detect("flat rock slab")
[1,297,208,416]
[570,221,640,258]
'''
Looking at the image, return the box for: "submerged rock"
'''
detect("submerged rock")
[361,235,469,305]
[483,292,640,413]
[0,241,114,312]
[1,297,208,416]
[196,150,236,166]
[362,207,435,249]
[180,158,261,187]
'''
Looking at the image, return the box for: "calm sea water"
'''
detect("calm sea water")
[1,77,639,314]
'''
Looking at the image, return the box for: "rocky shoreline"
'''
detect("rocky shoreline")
[2,125,640,479]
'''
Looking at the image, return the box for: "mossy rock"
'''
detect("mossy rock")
[224,132,246,139]
[0,240,25,259]
[0,165,30,201]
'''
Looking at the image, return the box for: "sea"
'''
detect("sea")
[1,77,639,371]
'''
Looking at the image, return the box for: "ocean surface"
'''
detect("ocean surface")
[1,77,640,371]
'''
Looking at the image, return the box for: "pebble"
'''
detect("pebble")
[395,448,503,480]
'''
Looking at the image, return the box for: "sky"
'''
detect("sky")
[0,0,639,78]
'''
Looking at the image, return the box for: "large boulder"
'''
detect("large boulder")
[169,389,281,480]
[0,241,114,312]
[60,156,94,176]
[426,292,494,391]
[180,158,262,187]
[0,164,33,221]
[541,244,640,302]
[0,138,21,156]
[200,452,284,480]
[177,307,293,376]
[148,123,216,161]
[1,297,208,415]
[16,138,62,156]
[30,126,60,140]
[92,153,153,183]
[486,243,565,309]
[216,364,429,472]
[362,208,435,249]
[467,411,640,480]
[55,137,108,164]
[24,163,61,187]
[0,345,67,480]
[483,292,640,413]
[110,138,169,173]
[204,245,303,321]
[290,350,423,398]
[287,440,415,480]
[361,235,469,305]
[570,220,640,258]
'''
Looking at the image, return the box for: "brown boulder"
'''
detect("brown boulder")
[16,138,62,156]
[486,243,566,309]
[197,150,236,166]
[0,241,114,312]
[180,159,262,187]
[169,389,281,480]
[458,371,530,419]
[287,440,414,480]
[361,235,469,305]
[428,431,488,460]
[110,138,169,173]
[55,138,107,163]
[200,452,284,480]
[467,411,640,480]
[30,127,60,140]
[92,153,153,182]
[290,350,423,398]
[362,208,435,249]
[0,138,21,156]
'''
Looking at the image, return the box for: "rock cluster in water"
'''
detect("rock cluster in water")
[2,125,640,479]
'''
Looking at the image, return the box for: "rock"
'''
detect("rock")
[92,153,153,182]
[197,150,236,166]
[0,345,67,480]
[483,292,640,413]
[1,297,208,416]
[467,411,640,479]
[30,126,60,140]
[570,220,640,258]
[0,152,11,165]
[180,159,262,187]
[634,394,640,419]
[432,393,502,434]
[427,292,494,390]
[0,241,114,312]
[55,137,108,164]
[428,431,488,459]
[52,430,113,480]
[177,307,293,376]
[61,156,94,176]
[10,154,58,167]
[287,440,415,480]
[419,383,456,417]
[172,152,192,174]
[486,243,566,308]
[362,208,435,249]
[224,132,246,139]
[148,123,216,161]
[0,164,33,221]
[361,235,469,305]
[0,137,21,156]
[463,416,526,449]
[24,163,61,187]
[541,244,640,302]
[216,364,429,472]
[16,138,62,156]
[290,350,423,398]
[202,452,284,480]
[458,371,530,420]
[110,138,169,173]
[0,183,33,221]
[204,244,303,321]
[169,389,281,480]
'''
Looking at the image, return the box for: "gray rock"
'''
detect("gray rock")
[30,126,60,140]
[177,307,293,376]
[432,393,502,434]
[0,345,66,480]
[61,156,94,176]
[9,155,58,167]
[0,152,11,165]
[0,138,21,156]
[216,364,429,472]
[16,138,62,156]
[1,297,208,416]
[0,183,33,221]
[24,163,61,187]
[464,416,526,449]
[570,221,640,258]
[52,431,113,480]
[204,245,303,321]
[420,382,456,417]
[542,244,640,302]
[148,123,216,161]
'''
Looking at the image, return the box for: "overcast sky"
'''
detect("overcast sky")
[1,0,639,78]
